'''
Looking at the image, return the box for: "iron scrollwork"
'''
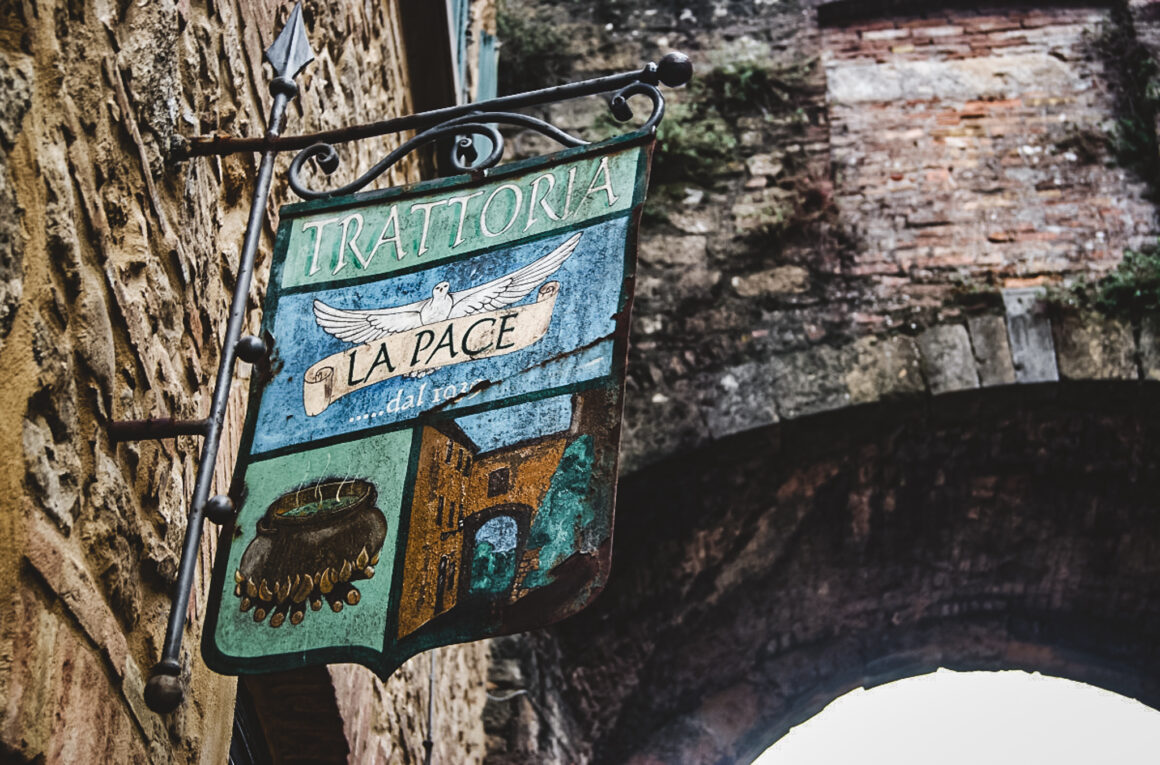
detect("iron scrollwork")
[289,112,587,200]
[283,54,689,200]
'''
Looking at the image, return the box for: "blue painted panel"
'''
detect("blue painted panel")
[251,217,629,455]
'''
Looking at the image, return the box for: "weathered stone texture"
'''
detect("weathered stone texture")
[917,324,979,394]
[0,1,488,762]
[330,644,490,765]
[497,385,1160,764]
[483,1,1160,762]
[514,1,1160,471]
[966,314,1017,386]
[1053,311,1139,379]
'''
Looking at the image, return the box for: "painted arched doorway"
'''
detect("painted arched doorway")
[460,503,533,607]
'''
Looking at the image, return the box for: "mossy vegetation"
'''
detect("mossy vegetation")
[651,99,739,183]
[1091,8,1160,186]
[495,0,573,95]
[1093,243,1160,317]
[493,3,829,248]
[1048,241,1160,320]
[630,55,830,242]
[647,58,817,185]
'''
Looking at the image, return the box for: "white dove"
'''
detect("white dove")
[313,232,582,344]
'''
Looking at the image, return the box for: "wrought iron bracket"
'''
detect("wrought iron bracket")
[177,52,692,163]
[177,50,692,201]
[108,418,210,443]
[142,2,313,715]
[139,0,691,715]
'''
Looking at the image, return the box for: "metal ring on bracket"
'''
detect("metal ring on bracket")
[288,112,590,200]
[608,82,666,133]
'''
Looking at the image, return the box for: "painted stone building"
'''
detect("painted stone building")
[401,407,564,636]
[398,386,615,644]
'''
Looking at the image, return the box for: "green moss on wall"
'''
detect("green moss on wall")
[1091,6,1160,187]
[496,0,573,94]
[1048,241,1160,320]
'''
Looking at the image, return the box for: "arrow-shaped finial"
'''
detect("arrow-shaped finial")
[266,2,314,80]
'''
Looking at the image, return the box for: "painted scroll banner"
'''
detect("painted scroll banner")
[203,133,653,679]
[303,282,560,415]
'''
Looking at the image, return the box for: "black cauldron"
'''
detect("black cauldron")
[234,478,387,627]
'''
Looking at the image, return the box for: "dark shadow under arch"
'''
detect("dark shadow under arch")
[487,382,1160,764]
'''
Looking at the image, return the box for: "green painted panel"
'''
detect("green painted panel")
[213,429,411,658]
[281,148,642,289]
[523,435,596,590]
[468,541,518,596]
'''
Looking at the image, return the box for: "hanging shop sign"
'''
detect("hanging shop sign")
[202,135,654,676]
[109,1,691,711]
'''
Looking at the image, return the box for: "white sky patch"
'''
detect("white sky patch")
[476,516,518,553]
[755,669,1160,765]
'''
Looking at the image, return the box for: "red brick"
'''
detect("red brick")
[898,17,953,29]
[1014,231,1062,242]
[986,35,1030,48]
[1020,12,1065,29]
[863,27,911,41]
[959,15,1024,33]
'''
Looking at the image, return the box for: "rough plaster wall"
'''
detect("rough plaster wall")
[0,1,487,762]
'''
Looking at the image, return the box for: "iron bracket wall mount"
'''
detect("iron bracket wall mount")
[113,1,691,714]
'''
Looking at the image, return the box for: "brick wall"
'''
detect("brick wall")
[824,6,1157,319]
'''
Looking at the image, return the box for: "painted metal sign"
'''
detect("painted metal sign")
[203,134,652,675]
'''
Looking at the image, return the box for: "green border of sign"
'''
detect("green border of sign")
[202,130,654,677]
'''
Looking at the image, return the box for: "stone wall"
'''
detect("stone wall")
[484,0,1160,762]
[0,1,489,762]
[497,0,1160,472]
[623,1,1160,471]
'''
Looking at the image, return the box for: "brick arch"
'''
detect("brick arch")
[488,382,1160,763]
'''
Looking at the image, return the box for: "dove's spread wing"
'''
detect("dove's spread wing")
[447,232,581,319]
[313,297,427,344]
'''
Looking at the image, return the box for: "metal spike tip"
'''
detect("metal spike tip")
[266,2,315,80]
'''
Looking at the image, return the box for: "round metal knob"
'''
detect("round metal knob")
[610,95,634,122]
[205,494,235,525]
[236,335,268,364]
[658,52,693,88]
[144,672,184,713]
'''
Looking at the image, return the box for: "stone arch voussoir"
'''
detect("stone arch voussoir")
[501,381,1160,764]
